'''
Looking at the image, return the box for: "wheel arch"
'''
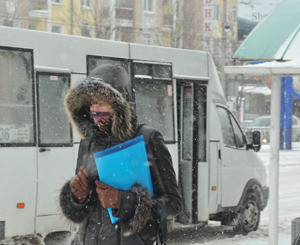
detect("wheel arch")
[218,179,264,213]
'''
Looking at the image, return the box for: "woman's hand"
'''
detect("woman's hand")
[70,166,90,203]
[95,180,119,208]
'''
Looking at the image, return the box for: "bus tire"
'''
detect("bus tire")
[233,192,261,235]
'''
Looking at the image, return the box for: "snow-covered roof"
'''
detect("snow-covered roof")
[239,86,271,95]
[233,0,300,60]
[225,60,300,76]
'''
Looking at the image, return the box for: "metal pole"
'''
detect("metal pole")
[70,0,74,35]
[46,0,51,32]
[269,76,281,245]
[221,0,228,94]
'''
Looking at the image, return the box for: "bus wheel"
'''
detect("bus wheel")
[234,192,261,235]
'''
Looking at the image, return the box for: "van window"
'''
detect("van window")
[0,48,35,145]
[229,113,246,149]
[217,107,246,149]
[217,107,235,148]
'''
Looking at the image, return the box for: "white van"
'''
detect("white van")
[0,27,268,240]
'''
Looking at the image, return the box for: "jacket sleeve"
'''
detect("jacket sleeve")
[117,130,182,234]
[59,140,97,223]
[148,130,183,220]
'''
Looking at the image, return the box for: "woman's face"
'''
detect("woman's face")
[90,102,113,113]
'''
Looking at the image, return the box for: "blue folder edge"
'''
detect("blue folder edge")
[94,135,145,158]
[93,135,153,224]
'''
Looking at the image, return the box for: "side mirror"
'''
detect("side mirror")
[252,131,261,152]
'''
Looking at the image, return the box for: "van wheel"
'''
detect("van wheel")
[220,212,239,226]
[234,192,261,235]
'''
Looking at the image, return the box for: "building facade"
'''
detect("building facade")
[1,0,238,96]
[1,0,237,50]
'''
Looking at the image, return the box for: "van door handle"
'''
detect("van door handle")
[39,148,51,153]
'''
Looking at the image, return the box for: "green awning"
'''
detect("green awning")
[233,0,300,60]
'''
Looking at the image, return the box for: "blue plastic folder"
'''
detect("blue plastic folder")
[93,135,154,224]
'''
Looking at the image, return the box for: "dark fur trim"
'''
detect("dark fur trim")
[121,183,155,234]
[64,78,135,141]
[59,181,90,223]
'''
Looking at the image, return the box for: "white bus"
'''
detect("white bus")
[0,26,268,240]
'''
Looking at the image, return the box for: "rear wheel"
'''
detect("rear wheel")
[234,192,261,235]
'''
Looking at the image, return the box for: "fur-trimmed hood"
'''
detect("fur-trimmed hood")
[64,64,136,141]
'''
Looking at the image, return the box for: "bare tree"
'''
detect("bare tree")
[182,0,203,50]
[67,0,116,39]
[154,0,184,48]
[0,0,29,28]
[170,0,183,48]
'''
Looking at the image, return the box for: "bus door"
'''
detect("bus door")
[177,80,207,224]
[35,72,74,233]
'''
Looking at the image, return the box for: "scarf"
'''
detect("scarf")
[90,111,112,135]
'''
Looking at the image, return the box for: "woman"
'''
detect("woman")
[59,64,182,245]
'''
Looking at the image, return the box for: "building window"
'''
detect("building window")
[29,0,47,10]
[115,27,134,42]
[163,14,172,27]
[3,19,13,27]
[143,33,152,45]
[213,4,220,21]
[81,25,94,37]
[176,0,181,18]
[29,21,36,30]
[82,0,92,9]
[102,1,110,18]
[232,6,237,23]
[52,0,63,4]
[51,24,63,33]
[163,0,169,5]
[116,0,134,9]
[144,0,153,12]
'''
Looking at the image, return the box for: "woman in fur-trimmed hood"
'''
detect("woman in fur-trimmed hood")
[59,64,182,245]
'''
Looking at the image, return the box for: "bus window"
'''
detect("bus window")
[133,63,151,76]
[153,65,172,79]
[134,79,174,142]
[133,63,174,142]
[37,73,72,146]
[0,48,35,145]
[87,56,129,75]
[195,85,207,162]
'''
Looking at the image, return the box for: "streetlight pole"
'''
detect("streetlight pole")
[221,0,228,94]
